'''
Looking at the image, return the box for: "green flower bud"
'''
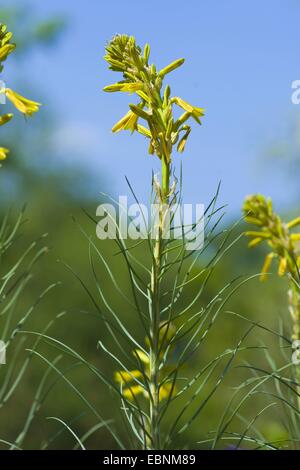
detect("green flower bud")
[158,58,185,78]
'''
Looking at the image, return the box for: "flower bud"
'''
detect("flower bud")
[158,58,184,78]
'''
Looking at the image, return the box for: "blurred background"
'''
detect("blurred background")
[0,0,299,449]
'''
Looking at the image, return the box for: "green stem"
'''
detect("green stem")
[289,285,300,411]
[148,154,170,450]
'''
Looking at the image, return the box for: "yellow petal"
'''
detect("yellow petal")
[123,112,138,132]
[260,253,275,281]
[133,349,149,364]
[103,82,143,93]
[290,233,300,242]
[5,88,41,116]
[122,385,144,400]
[248,237,263,248]
[245,231,270,239]
[114,369,142,384]
[278,257,287,277]
[112,110,134,133]
[287,217,300,229]
[0,43,15,62]
[137,124,151,138]
[172,96,194,113]
[136,90,151,103]
[0,147,9,160]
[177,127,191,153]
[244,216,263,226]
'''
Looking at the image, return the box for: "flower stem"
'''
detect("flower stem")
[148,154,170,450]
[289,285,300,411]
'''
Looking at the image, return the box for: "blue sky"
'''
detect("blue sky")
[5,0,300,213]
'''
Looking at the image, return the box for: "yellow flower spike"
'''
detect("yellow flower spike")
[104,35,204,163]
[0,113,13,126]
[159,383,175,400]
[243,193,300,344]
[133,349,150,364]
[5,89,41,116]
[260,253,275,281]
[122,385,145,400]
[114,370,143,383]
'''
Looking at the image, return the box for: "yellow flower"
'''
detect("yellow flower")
[260,253,275,281]
[0,147,9,160]
[122,385,145,400]
[133,349,150,364]
[112,110,138,133]
[5,88,41,116]
[121,383,175,401]
[172,96,205,124]
[114,370,143,383]
[115,325,177,402]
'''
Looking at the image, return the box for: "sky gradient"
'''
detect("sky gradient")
[4,0,300,213]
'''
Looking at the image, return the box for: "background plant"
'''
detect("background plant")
[0,22,40,165]
[240,194,300,448]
